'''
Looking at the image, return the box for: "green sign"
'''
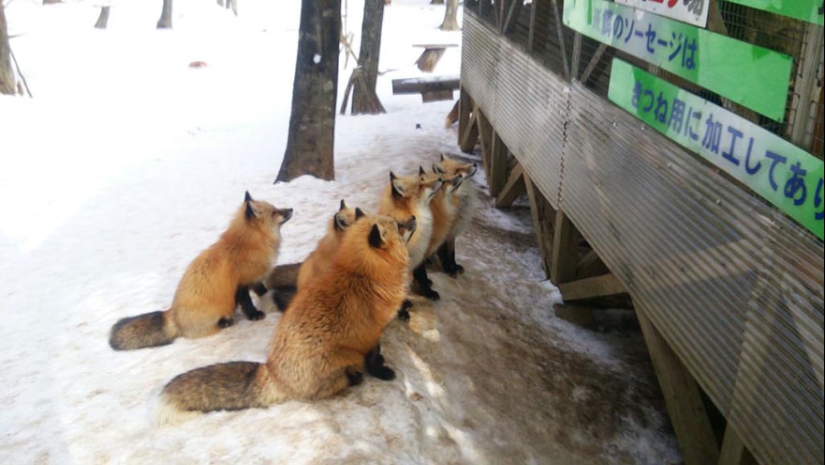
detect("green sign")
[563,0,794,122]
[726,0,824,26]
[609,58,824,240]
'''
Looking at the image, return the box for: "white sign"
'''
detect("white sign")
[615,0,710,28]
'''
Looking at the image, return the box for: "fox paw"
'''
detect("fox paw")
[421,289,440,301]
[397,308,411,322]
[346,370,364,387]
[454,264,465,274]
[370,365,396,381]
[217,317,234,328]
[246,309,266,321]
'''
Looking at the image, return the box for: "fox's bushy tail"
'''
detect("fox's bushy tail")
[157,362,283,424]
[109,311,178,350]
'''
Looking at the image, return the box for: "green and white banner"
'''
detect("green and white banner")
[609,58,824,240]
[563,0,793,122]
[726,0,823,26]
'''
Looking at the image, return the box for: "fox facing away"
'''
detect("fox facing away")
[157,214,416,423]
[378,169,442,303]
[109,192,293,351]
[262,200,364,310]
[433,155,478,276]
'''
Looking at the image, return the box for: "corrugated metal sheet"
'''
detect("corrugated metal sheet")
[463,18,564,209]
[462,12,825,465]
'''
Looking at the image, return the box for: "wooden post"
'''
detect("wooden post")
[528,0,552,55]
[549,0,569,80]
[637,308,720,465]
[524,173,556,278]
[789,23,824,150]
[551,211,579,285]
[459,112,479,153]
[475,105,494,176]
[718,425,757,465]
[488,131,509,197]
[458,86,472,147]
[576,249,609,279]
[557,274,625,301]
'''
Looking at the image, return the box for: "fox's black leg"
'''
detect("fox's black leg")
[236,285,265,321]
[346,367,364,386]
[437,242,455,277]
[365,344,396,381]
[413,265,440,301]
[272,287,297,312]
[251,282,268,297]
[397,299,413,322]
[444,239,463,276]
[218,317,234,328]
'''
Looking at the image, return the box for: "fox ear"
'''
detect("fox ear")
[440,153,446,162]
[432,163,445,174]
[390,172,405,198]
[419,166,426,176]
[244,191,253,203]
[245,201,259,220]
[333,212,347,231]
[369,224,384,248]
[339,199,347,211]
[355,207,366,220]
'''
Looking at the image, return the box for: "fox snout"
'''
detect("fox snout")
[280,208,294,224]
[398,216,416,242]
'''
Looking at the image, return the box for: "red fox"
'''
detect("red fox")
[425,172,465,262]
[378,169,442,302]
[296,200,365,290]
[109,192,293,350]
[156,214,416,423]
[433,155,478,277]
[261,201,365,310]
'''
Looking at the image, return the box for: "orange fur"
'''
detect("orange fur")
[296,201,359,290]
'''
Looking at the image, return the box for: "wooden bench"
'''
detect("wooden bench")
[392,75,460,102]
[413,43,458,72]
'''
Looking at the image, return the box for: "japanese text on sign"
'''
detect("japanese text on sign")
[615,0,709,28]
[609,58,825,240]
[563,0,793,122]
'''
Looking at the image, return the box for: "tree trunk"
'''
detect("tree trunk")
[351,0,385,115]
[94,7,111,29]
[276,0,341,183]
[431,0,444,4]
[440,0,459,31]
[157,0,173,29]
[0,2,14,96]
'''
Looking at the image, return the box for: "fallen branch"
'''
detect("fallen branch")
[9,46,32,98]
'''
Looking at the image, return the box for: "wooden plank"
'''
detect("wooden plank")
[718,425,757,465]
[412,43,458,48]
[528,0,552,54]
[637,309,720,465]
[475,105,494,175]
[459,111,479,153]
[557,273,625,301]
[495,162,525,208]
[524,172,556,278]
[549,0,570,81]
[458,86,472,147]
[392,76,460,94]
[571,32,582,80]
[488,131,509,197]
[579,43,607,86]
[551,211,579,284]
[789,22,823,150]
[576,249,610,280]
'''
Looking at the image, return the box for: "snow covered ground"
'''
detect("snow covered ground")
[0,0,680,463]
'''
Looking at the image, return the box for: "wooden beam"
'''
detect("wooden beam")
[571,32,582,80]
[458,86,472,147]
[459,111,479,153]
[524,173,556,278]
[549,0,570,81]
[789,22,824,150]
[475,106,494,176]
[557,273,625,301]
[576,249,610,280]
[637,309,720,465]
[495,162,525,208]
[488,131,509,197]
[528,0,552,54]
[579,43,607,86]
[718,425,757,465]
[551,211,579,284]
[502,0,522,35]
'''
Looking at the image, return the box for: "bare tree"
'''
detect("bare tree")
[350,0,385,115]
[440,0,459,31]
[276,0,341,182]
[157,0,173,29]
[95,7,111,29]
[0,1,14,95]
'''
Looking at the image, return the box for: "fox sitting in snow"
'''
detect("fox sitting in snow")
[262,200,365,310]
[108,192,293,351]
[156,214,415,423]
[432,154,477,277]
